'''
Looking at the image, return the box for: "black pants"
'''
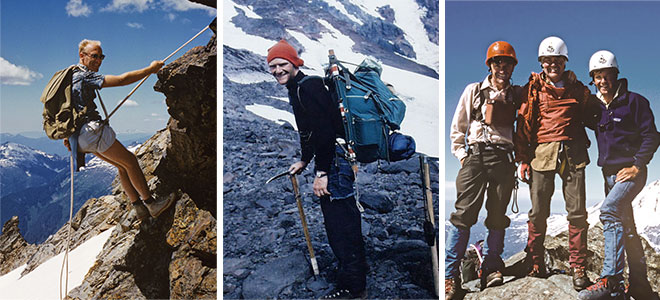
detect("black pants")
[450,147,515,230]
[320,195,366,293]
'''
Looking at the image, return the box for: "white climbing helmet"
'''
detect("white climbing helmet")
[538,36,569,61]
[589,50,619,76]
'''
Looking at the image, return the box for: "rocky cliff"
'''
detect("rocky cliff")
[459,222,660,300]
[0,21,217,300]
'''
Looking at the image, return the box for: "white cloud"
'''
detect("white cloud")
[161,0,216,15]
[66,0,92,17]
[166,12,176,21]
[102,0,154,13]
[150,113,160,117]
[126,22,144,29]
[0,57,43,86]
[118,99,139,107]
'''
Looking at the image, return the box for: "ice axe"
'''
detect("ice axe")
[419,154,439,296]
[266,171,320,277]
[106,17,217,119]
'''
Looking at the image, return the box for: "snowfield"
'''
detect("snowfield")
[0,229,113,299]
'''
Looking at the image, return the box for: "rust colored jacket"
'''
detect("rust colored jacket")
[515,71,591,164]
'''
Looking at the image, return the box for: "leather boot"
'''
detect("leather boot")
[571,265,591,291]
[445,277,464,300]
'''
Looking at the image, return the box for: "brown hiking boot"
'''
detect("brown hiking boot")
[527,263,547,278]
[143,196,175,218]
[482,270,503,289]
[445,277,464,300]
[571,266,591,291]
[132,201,150,220]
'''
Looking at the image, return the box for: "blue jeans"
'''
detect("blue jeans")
[445,225,505,278]
[326,145,355,200]
[599,167,647,277]
[319,146,365,293]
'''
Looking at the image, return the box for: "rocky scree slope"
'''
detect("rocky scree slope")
[0,33,217,299]
[223,45,439,299]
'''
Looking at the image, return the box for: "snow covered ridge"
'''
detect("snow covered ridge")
[0,142,58,168]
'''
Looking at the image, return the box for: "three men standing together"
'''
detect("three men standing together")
[447,36,660,300]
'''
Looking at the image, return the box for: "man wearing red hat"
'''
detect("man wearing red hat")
[267,39,367,299]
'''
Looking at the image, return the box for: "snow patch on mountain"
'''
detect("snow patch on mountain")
[245,104,297,130]
[385,0,439,72]
[224,71,275,84]
[323,0,363,25]
[223,0,278,56]
[0,228,113,299]
[0,142,59,169]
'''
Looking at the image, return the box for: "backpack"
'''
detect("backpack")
[460,240,485,284]
[326,53,414,163]
[40,65,85,140]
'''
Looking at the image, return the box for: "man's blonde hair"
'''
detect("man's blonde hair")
[79,39,101,53]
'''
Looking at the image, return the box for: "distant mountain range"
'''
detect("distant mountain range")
[0,132,152,157]
[445,179,660,259]
[0,141,140,243]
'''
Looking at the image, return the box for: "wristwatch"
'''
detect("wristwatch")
[315,171,327,178]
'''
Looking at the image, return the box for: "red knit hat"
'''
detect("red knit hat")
[267,39,304,67]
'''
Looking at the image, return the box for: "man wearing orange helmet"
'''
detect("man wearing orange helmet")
[446,41,521,299]
[515,36,592,291]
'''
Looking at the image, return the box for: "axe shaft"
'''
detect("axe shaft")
[290,175,319,276]
[420,155,439,296]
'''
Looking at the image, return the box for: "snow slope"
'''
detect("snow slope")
[0,229,113,299]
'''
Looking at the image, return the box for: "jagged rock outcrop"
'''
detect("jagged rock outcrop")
[0,216,37,275]
[462,222,660,299]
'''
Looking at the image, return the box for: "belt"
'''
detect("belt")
[467,143,512,155]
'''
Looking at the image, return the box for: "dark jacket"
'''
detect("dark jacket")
[286,71,343,172]
[588,79,660,172]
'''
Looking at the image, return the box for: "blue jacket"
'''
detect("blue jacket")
[589,79,660,172]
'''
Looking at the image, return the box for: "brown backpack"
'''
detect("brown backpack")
[40,65,86,140]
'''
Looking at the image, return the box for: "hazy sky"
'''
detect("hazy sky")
[0,0,216,135]
[445,1,660,218]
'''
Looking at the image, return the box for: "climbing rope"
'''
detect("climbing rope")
[59,152,75,300]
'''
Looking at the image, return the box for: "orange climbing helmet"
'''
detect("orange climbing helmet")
[486,41,517,66]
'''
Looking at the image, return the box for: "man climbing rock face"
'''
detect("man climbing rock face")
[66,39,174,222]
[267,39,368,299]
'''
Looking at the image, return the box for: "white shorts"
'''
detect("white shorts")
[78,121,116,153]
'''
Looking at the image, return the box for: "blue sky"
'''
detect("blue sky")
[445,1,660,218]
[0,0,215,136]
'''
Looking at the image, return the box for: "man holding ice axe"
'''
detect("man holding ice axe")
[266,39,367,299]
